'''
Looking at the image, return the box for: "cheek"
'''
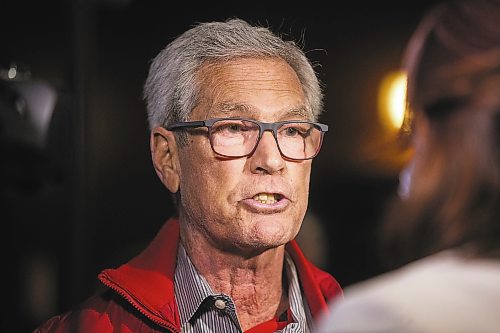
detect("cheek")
[295,165,312,220]
[293,163,311,195]
[180,160,212,200]
[179,154,243,206]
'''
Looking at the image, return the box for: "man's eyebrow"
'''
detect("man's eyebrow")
[214,103,311,119]
[285,107,310,119]
[217,103,251,115]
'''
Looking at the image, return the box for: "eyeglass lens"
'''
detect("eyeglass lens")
[209,119,323,159]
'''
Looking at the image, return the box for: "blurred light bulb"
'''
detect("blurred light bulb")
[8,66,17,79]
[378,70,407,131]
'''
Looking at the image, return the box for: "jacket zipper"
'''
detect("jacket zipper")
[100,277,180,333]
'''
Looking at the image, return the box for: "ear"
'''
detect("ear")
[150,126,180,193]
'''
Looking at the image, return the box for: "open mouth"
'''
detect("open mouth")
[252,193,282,204]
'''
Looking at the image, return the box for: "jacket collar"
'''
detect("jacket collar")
[98,217,341,330]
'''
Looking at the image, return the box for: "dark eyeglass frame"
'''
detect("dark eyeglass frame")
[164,117,329,160]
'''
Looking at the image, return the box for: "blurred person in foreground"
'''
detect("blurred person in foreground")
[317,0,500,332]
[34,18,342,333]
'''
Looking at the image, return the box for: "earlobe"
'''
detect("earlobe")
[150,126,180,193]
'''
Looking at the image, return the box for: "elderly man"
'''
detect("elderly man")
[34,18,342,333]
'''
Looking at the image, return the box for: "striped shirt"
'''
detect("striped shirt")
[174,243,313,332]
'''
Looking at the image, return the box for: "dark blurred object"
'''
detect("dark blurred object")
[1,60,73,333]
[317,1,500,332]
[0,62,59,194]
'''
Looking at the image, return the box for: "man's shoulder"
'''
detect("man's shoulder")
[32,290,112,333]
[286,240,343,301]
[32,277,179,333]
[308,263,343,300]
[32,289,133,333]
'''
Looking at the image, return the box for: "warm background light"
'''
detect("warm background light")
[378,70,407,131]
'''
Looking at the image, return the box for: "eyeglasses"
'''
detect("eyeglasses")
[165,118,328,160]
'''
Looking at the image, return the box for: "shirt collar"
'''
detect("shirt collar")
[174,242,215,325]
[174,242,310,331]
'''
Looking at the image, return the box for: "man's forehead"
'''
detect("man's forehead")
[193,58,312,120]
[197,57,302,92]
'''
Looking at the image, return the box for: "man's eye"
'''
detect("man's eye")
[214,122,250,134]
[282,125,310,137]
[285,127,299,136]
[227,123,244,132]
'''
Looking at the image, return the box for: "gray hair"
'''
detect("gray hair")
[143,18,324,130]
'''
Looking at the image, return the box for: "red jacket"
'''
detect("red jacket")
[34,218,342,333]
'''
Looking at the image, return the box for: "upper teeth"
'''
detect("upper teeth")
[253,193,279,204]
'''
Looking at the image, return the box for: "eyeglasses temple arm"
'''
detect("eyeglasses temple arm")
[165,120,206,130]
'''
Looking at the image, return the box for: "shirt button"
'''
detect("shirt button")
[214,299,226,310]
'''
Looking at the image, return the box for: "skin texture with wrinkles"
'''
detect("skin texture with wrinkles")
[151,57,313,330]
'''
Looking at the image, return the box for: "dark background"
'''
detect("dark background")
[2,0,439,331]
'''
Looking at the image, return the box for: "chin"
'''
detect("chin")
[249,222,297,247]
[233,239,287,256]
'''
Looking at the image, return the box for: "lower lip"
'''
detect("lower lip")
[239,198,290,214]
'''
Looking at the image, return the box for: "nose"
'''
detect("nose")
[249,130,286,174]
